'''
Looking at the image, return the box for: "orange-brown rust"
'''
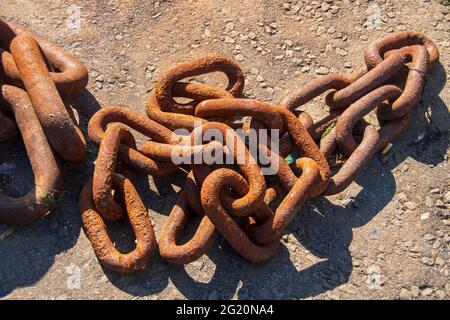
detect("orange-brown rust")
[0,84,62,225]
[0,18,88,95]
[146,82,234,131]
[79,31,439,268]
[325,52,406,109]
[281,72,356,112]
[274,106,330,196]
[377,45,430,121]
[141,139,223,163]
[335,85,403,157]
[79,175,157,273]
[88,106,178,176]
[159,174,216,265]
[278,111,342,156]
[196,98,284,132]
[10,34,87,162]
[154,55,244,114]
[201,168,280,263]
[191,122,267,217]
[92,123,137,221]
[322,123,380,196]
[376,113,411,152]
[247,158,320,245]
[364,31,439,71]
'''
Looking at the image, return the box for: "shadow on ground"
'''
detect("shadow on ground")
[0,139,86,296]
[0,64,448,299]
[0,89,101,297]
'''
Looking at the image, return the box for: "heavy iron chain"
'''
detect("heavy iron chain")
[79,31,441,273]
[0,18,88,224]
[0,20,439,273]
[77,31,441,273]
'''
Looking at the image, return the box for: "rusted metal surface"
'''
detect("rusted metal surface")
[196,98,284,131]
[281,68,367,112]
[325,52,406,109]
[92,123,136,221]
[88,106,178,176]
[154,55,244,114]
[79,121,157,273]
[192,122,267,217]
[377,45,430,121]
[10,34,87,162]
[0,85,62,225]
[159,174,216,265]
[0,18,89,95]
[200,168,280,263]
[79,175,157,273]
[364,30,439,71]
[141,132,223,163]
[82,32,439,270]
[0,21,88,225]
[146,82,233,131]
[246,158,320,245]
[335,85,403,157]
[323,122,379,196]
[275,106,330,196]
[282,31,437,200]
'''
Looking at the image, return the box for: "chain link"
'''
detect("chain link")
[1,20,439,272]
[0,18,87,224]
[79,31,440,272]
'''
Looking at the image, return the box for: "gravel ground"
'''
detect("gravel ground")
[0,0,449,300]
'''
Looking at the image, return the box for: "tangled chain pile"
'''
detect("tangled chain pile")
[0,18,88,224]
[80,31,440,273]
[0,20,440,274]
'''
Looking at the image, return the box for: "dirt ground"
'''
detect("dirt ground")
[0,0,449,300]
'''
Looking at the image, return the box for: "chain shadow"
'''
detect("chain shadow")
[1,62,445,298]
[163,63,448,299]
[137,142,393,299]
[71,89,102,119]
[0,88,102,296]
[0,141,89,296]
[75,63,449,299]
[97,168,186,296]
[165,174,386,300]
[401,63,449,166]
[94,63,448,299]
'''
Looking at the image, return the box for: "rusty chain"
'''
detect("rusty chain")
[0,18,88,224]
[78,31,440,273]
[77,30,440,273]
[1,22,438,273]
[79,123,157,273]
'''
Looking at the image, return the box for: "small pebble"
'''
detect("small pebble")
[420,212,430,220]
[315,66,329,75]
